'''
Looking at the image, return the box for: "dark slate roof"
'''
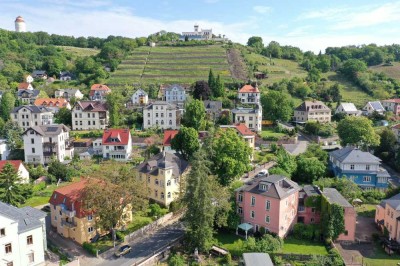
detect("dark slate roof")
[380,193,400,210]
[322,188,352,208]
[32,70,47,76]
[236,175,300,199]
[137,151,189,177]
[243,253,274,266]
[164,84,185,92]
[0,201,45,233]
[302,185,321,197]
[143,101,177,110]
[57,88,80,94]
[232,106,260,114]
[204,100,222,111]
[295,100,330,112]
[329,147,381,164]
[18,89,40,97]
[11,105,52,114]
[23,124,70,136]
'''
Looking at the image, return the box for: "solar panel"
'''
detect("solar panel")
[46,127,59,132]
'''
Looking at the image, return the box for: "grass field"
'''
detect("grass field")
[21,181,75,207]
[107,45,233,86]
[260,127,287,139]
[370,63,400,81]
[57,46,100,57]
[356,204,377,218]
[281,237,328,255]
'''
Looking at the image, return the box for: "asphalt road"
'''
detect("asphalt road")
[97,222,184,266]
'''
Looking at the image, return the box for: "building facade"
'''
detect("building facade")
[382,99,400,115]
[11,105,53,131]
[329,147,390,190]
[294,100,331,123]
[102,129,132,161]
[54,89,84,101]
[237,85,260,104]
[362,101,385,116]
[23,124,74,165]
[72,101,109,130]
[131,89,149,105]
[297,185,321,225]
[164,84,186,104]
[143,101,180,130]
[179,24,212,40]
[137,152,189,206]
[376,194,400,241]
[235,175,300,237]
[89,84,111,101]
[0,160,30,184]
[0,201,47,266]
[335,102,361,116]
[232,106,262,132]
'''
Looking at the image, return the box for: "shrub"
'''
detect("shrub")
[224,253,232,265]
[116,231,125,241]
[148,203,168,218]
[32,182,46,192]
[82,242,97,256]
[168,253,185,266]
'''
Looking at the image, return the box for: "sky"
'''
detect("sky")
[1,0,400,53]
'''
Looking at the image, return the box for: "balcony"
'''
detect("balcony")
[61,218,77,228]
[61,208,76,218]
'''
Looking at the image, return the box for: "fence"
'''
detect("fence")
[124,212,174,243]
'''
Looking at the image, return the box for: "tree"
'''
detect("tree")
[275,148,297,177]
[265,41,282,58]
[54,107,72,126]
[321,199,345,241]
[48,159,70,181]
[182,99,206,131]
[83,162,148,245]
[1,121,23,151]
[0,91,15,121]
[0,162,29,205]
[247,36,264,52]
[193,80,211,100]
[294,155,326,183]
[211,129,251,185]
[208,69,215,92]
[183,150,215,252]
[340,59,367,79]
[303,143,328,164]
[261,91,293,122]
[106,92,124,127]
[171,126,200,160]
[337,116,380,147]
[306,67,321,83]
[375,127,397,161]
[213,75,225,98]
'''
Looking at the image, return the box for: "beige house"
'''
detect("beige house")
[72,101,109,130]
[137,152,189,206]
[376,193,400,241]
[49,179,132,245]
[10,105,53,131]
[294,100,331,123]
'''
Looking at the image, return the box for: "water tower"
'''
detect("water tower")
[15,16,26,32]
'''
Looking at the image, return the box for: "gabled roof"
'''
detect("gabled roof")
[0,160,23,172]
[365,101,384,111]
[49,179,91,218]
[164,84,185,92]
[74,101,108,112]
[56,88,80,94]
[11,105,52,114]
[144,101,177,110]
[89,84,111,96]
[17,89,40,97]
[102,129,131,145]
[295,100,330,112]
[163,130,179,146]
[220,123,255,136]
[203,100,222,111]
[0,201,46,233]
[34,98,69,107]
[322,188,352,208]
[23,124,70,136]
[238,85,259,93]
[137,151,189,177]
[18,82,32,90]
[382,99,400,104]
[133,89,148,96]
[329,146,381,164]
[243,253,273,266]
[32,70,47,76]
[380,193,400,210]
[236,175,300,199]
[337,102,358,112]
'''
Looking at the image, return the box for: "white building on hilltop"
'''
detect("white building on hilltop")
[15,16,26,32]
[180,24,212,40]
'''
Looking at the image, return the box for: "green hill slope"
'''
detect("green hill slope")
[107,45,240,87]
[369,63,400,80]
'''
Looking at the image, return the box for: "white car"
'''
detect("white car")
[256,169,269,177]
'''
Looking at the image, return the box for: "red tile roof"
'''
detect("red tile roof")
[0,160,23,172]
[238,85,259,93]
[34,98,69,107]
[163,130,179,146]
[102,129,131,145]
[90,84,111,96]
[392,124,400,129]
[18,82,31,90]
[234,123,256,136]
[383,99,400,103]
[48,179,91,218]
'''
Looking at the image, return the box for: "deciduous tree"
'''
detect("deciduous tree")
[337,116,380,147]
[182,99,206,131]
[0,162,30,206]
[171,126,200,160]
[193,81,211,100]
[54,107,72,126]
[261,91,293,122]
[0,91,15,121]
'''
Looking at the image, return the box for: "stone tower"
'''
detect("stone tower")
[15,16,26,32]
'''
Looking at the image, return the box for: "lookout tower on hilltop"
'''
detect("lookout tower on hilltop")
[15,16,26,32]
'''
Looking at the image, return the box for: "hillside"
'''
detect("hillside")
[369,63,400,80]
[107,45,246,87]
[57,46,100,57]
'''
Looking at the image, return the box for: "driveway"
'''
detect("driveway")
[240,161,277,182]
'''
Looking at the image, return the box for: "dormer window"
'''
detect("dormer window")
[260,184,267,191]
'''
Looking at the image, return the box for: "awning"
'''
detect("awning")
[238,223,253,231]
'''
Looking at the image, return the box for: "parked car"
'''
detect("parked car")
[41,205,50,212]
[115,245,131,257]
[256,169,269,177]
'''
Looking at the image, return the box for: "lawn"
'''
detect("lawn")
[21,181,75,207]
[356,204,377,218]
[260,127,287,139]
[370,62,400,81]
[281,237,328,255]
[57,46,100,57]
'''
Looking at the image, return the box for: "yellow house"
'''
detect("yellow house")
[137,151,189,206]
[49,179,132,244]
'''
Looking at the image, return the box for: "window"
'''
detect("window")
[167,192,171,198]
[31,138,34,144]
[27,235,33,245]
[169,120,172,125]
[0,228,5,237]
[155,179,159,185]
[238,193,243,202]
[5,243,12,253]
[363,176,371,182]
[88,227,94,233]
[311,218,315,223]
[238,207,243,214]
[155,190,158,197]
[88,215,93,221]
[350,164,355,170]
[366,165,370,170]
[32,148,35,154]
[167,180,171,186]
[265,215,270,224]
[251,196,256,206]
[28,252,34,263]
[391,212,394,218]
[266,200,271,211]
[161,192,165,199]
[311,207,316,213]
[250,211,255,219]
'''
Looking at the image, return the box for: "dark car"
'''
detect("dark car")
[41,205,51,212]
[115,245,131,257]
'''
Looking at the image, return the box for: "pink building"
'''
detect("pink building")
[376,194,400,241]
[236,175,300,237]
[297,185,321,224]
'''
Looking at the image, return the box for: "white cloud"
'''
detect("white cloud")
[286,26,312,37]
[253,5,272,14]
